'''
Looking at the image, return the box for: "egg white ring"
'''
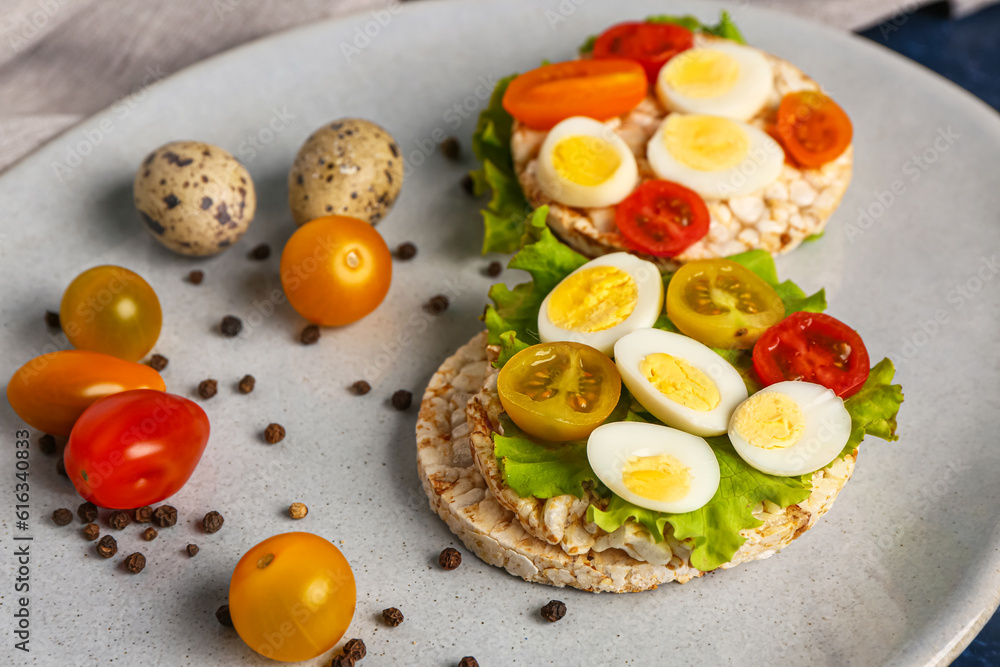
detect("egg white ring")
[728,381,852,477]
[587,421,721,514]
[646,114,784,200]
[655,41,774,122]
[536,116,639,209]
[614,329,748,437]
[538,252,663,356]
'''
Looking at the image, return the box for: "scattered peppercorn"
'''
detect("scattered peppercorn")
[288,502,308,520]
[424,294,449,315]
[152,505,178,528]
[439,547,462,570]
[108,510,132,530]
[300,324,321,345]
[238,374,256,394]
[38,434,57,456]
[216,605,233,627]
[331,654,355,667]
[124,552,146,574]
[186,544,200,557]
[198,379,218,399]
[82,523,100,541]
[188,270,205,285]
[96,535,118,558]
[134,506,153,523]
[221,315,243,337]
[460,173,475,196]
[78,502,98,523]
[440,136,461,161]
[396,241,417,260]
[391,390,412,411]
[459,658,479,667]
[147,354,169,371]
[351,380,371,395]
[382,607,404,627]
[264,423,286,444]
[249,243,271,260]
[142,527,158,541]
[540,599,567,622]
[44,310,61,329]
[56,458,67,477]
[52,508,73,526]
[486,261,503,277]
[203,511,225,534]
[344,638,366,661]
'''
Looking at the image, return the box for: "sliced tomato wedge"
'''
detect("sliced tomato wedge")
[592,21,694,83]
[753,311,870,398]
[502,59,647,130]
[774,91,853,168]
[615,180,710,257]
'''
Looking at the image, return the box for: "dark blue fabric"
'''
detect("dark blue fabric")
[858,3,1000,664]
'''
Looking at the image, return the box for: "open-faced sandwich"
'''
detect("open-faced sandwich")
[471,13,855,271]
[417,209,902,592]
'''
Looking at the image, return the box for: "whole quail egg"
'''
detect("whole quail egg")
[134,141,256,257]
[288,118,403,226]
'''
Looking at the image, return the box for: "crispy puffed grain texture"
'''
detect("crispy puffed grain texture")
[511,37,853,272]
[418,334,856,592]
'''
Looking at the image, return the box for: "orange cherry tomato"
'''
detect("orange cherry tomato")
[6,350,165,436]
[229,532,357,663]
[774,91,853,168]
[592,21,694,83]
[502,59,648,130]
[280,216,392,326]
[60,265,162,362]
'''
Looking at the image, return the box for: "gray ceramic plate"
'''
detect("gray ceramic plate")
[2,1,999,664]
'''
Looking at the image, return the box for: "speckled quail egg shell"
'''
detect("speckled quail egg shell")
[288,118,404,226]
[133,141,256,257]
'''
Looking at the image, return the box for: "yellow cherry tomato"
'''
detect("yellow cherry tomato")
[280,216,391,326]
[497,341,622,442]
[60,265,162,362]
[228,532,356,663]
[666,259,785,349]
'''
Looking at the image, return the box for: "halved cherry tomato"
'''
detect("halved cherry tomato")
[615,180,709,257]
[498,341,622,442]
[753,311,870,398]
[6,350,165,436]
[774,91,852,168]
[229,532,356,662]
[60,265,162,362]
[666,259,785,349]
[592,21,694,83]
[64,389,210,509]
[280,215,392,326]
[502,59,647,130]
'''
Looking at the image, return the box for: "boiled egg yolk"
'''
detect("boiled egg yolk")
[731,392,805,450]
[663,114,750,172]
[546,266,637,333]
[662,49,740,99]
[622,454,692,503]
[639,353,720,411]
[552,135,622,186]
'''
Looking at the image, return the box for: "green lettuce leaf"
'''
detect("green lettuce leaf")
[581,11,747,53]
[494,417,602,499]
[469,74,532,254]
[840,358,904,457]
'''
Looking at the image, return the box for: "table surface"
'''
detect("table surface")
[858,4,1000,664]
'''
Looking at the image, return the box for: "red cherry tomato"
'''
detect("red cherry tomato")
[64,389,210,509]
[753,311,870,398]
[502,59,647,130]
[6,350,165,436]
[615,180,710,257]
[774,91,853,168]
[592,21,694,83]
